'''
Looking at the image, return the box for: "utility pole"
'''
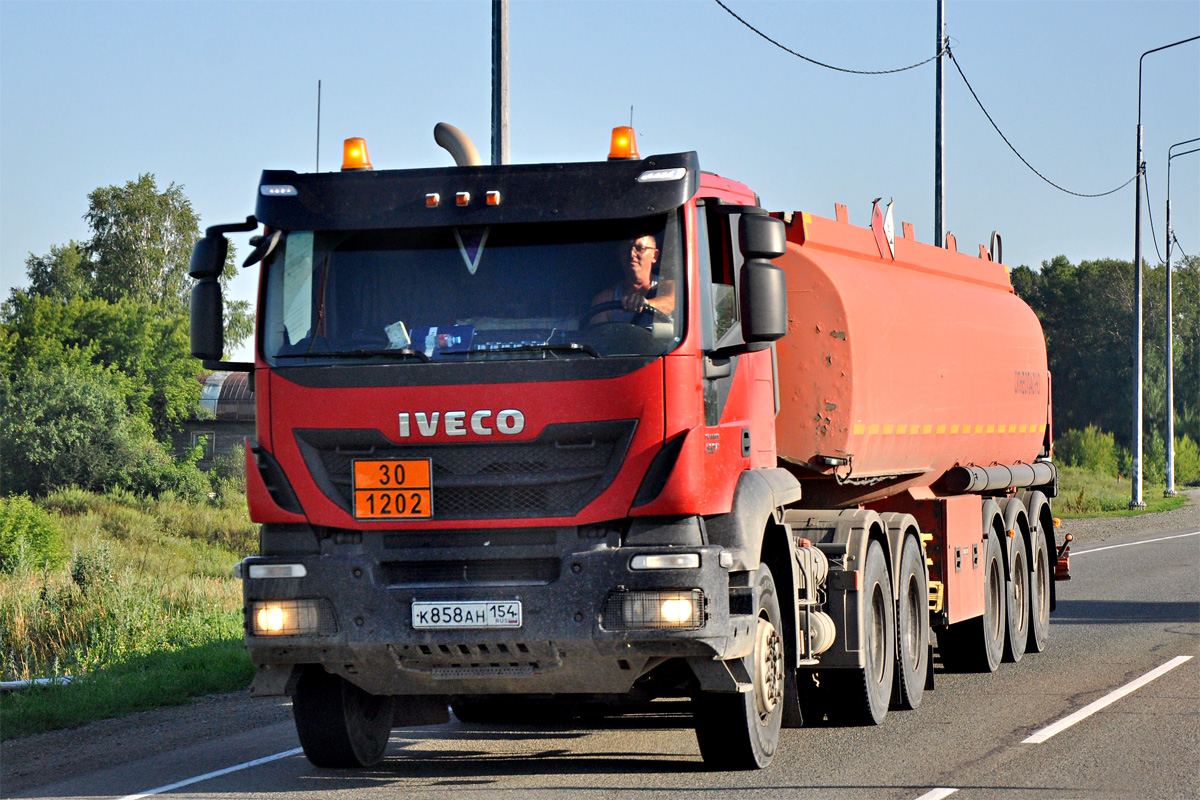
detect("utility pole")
[1130,35,1198,509]
[1164,136,1200,497]
[934,0,946,248]
[491,0,509,165]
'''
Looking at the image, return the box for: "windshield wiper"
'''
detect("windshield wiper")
[276,347,432,363]
[493,342,600,358]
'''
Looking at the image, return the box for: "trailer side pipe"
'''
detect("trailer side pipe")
[944,461,1057,493]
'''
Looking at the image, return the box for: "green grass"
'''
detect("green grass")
[1055,465,1189,518]
[0,489,257,740]
[1,640,255,738]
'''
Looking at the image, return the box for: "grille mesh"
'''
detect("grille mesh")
[296,421,635,519]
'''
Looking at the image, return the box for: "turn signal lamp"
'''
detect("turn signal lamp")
[608,126,639,160]
[341,137,373,171]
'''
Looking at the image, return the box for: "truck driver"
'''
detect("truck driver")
[590,234,676,324]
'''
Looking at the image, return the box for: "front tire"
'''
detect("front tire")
[694,564,784,770]
[293,667,396,768]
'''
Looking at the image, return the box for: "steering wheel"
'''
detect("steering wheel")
[581,300,672,328]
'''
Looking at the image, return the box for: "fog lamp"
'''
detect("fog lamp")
[248,599,337,636]
[601,589,705,630]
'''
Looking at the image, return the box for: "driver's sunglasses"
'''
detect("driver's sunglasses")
[631,243,657,254]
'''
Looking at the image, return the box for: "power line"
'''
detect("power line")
[947,46,1137,199]
[712,0,943,75]
[1144,169,1167,264]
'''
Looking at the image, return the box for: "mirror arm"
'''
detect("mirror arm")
[202,360,254,373]
[709,341,770,361]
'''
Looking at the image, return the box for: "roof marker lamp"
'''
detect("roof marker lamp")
[341,137,373,171]
[608,126,640,160]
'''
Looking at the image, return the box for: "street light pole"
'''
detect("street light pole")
[491,0,509,165]
[1130,35,1199,509]
[934,0,946,248]
[1164,136,1200,497]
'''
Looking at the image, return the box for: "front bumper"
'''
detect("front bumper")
[240,527,756,696]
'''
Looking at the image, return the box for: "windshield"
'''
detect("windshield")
[261,212,684,364]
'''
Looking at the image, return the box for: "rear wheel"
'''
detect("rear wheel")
[826,540,894,725]
[893,535,929,710]
[694,564,783,770]
[1003,530,1030,663]
[293,667,396,768]
[938,533,1006,673]
[1027,527,1052,653]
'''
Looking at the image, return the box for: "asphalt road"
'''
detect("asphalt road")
[10,520,1198,800]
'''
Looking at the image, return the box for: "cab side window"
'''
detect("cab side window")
[704,206,740,344]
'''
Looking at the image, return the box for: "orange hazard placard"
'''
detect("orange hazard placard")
[352,459,432,519]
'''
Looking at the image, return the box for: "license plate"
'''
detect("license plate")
[411,601,523,629]
[353,459,433,520]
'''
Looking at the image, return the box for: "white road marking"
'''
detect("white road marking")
[1022,655,1193,744]
[912,789,959,800]
[1072,530,1200,556]
[117,747,304,799]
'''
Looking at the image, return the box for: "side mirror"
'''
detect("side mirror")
[739,213,787,260]
[190,279,224,361]
[189,233,228,280]
[738,214,788,343]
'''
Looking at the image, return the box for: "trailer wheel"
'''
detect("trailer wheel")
[893,535,929,710]
[938,533,1006,673]
[694,564,783,769]
[1027,527,1052,653]
[1003,530,1030,663]
[293,666,396,768]
[827,540,894,725]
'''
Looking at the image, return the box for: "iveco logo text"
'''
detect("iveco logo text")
[398,410,525,438]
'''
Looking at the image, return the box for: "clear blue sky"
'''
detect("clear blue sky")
[2,0,1197,360]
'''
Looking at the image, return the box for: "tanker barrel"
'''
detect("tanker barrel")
[944,461,1057,493]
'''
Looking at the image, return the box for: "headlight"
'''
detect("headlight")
[248,599,337,636]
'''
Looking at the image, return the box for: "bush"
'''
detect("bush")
[0,496,67,573]
[1055,425,1119,477]
[0,364,209,500]
[1173,435,1200,486]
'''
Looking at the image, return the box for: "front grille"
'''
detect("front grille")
[380,558,560,587]
[295,421,636,520]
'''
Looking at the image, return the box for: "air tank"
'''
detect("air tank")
[773,211,1049,507]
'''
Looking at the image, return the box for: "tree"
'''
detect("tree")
[1013,253,1200,454]
[0,362,206,499]
[24,241,92,303]
[1,293,201,440]
[86,174,202,306]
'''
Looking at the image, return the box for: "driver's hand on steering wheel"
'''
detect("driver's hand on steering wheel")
[621,292,649,313]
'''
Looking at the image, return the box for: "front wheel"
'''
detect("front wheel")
[694,564,784,770]
[293,667,396,768]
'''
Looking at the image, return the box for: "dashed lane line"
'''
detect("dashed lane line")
[1021,655,1194,744]
[912,789,959,800]
[117,747,304,799]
